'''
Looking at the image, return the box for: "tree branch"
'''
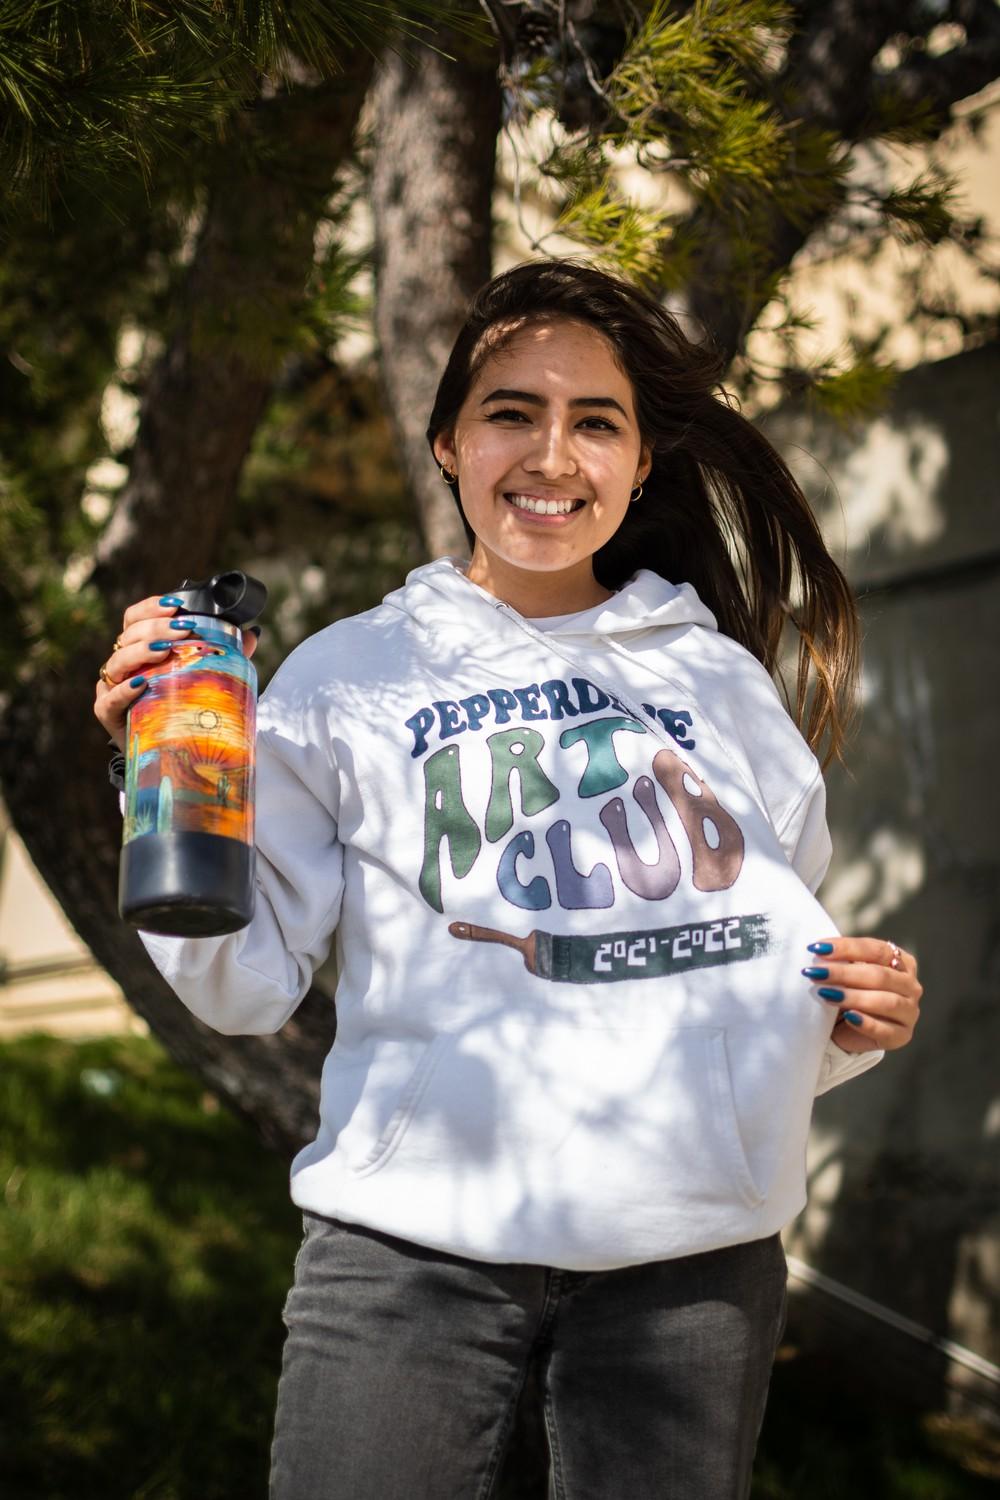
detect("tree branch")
[779,0,906,135]
[871,37,1000,122]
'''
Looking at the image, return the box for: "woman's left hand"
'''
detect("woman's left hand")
[802,937,923,1054]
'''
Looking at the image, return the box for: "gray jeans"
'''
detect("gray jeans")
[269,1213,787,1500]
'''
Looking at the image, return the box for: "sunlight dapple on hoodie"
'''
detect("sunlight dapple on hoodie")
[132,558,881,1270]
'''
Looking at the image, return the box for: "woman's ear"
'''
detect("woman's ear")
[638,441,653,486]
[433,431,457,473]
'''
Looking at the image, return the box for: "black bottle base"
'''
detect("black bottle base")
[120,831,255,937]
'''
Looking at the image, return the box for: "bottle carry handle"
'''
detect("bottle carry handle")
[175,570,267,626]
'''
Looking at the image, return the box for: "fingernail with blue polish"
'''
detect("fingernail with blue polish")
[169,618,196,630]
[818,986,844,1001]
[130,675,147,688]
[808,942,834,954]
[802,966,828,980]
[159,594,185,608]
[842,1011,863,1026]
[149,640,174,650]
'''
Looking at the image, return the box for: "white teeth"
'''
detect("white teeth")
[506,493,578,516]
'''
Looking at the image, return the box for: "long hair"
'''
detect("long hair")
[426,259,860,768]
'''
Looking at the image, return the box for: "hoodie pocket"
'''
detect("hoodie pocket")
[698,1027,766,1210]
[350,1017,765,1213]
[347,1036,450,1174]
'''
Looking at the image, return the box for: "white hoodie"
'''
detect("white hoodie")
[135,558,881,1270]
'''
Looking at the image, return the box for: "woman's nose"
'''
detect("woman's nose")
[525,420,578,477]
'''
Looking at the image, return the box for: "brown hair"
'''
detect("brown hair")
[426,259,860,768]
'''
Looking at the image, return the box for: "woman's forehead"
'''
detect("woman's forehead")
[468,316,631,395]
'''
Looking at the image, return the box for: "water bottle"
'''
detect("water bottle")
[118,570,268,936]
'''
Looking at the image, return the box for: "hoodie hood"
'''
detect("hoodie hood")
[384,556,719,642]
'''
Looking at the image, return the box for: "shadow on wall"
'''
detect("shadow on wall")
[767,343,1000,1397]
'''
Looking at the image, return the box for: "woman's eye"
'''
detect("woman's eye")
[484,409,619,432]
[485,408,530,422]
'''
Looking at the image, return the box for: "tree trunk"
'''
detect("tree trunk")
[371,26,502,559]
[0,66,373,1157]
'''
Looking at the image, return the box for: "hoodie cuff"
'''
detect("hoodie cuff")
[815,1038,884,1096]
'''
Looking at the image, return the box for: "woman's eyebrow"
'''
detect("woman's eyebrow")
[480,387,629,418]
[571,396,628,417]
[480,387,545,406]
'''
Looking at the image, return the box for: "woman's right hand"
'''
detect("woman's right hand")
[94,593,260,752]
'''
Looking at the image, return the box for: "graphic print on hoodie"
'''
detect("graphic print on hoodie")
[403,667,772,987]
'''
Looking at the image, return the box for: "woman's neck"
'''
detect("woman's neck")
[464,549,614,619]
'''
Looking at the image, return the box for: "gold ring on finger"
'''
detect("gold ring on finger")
[114,633,126,651]
[99,664,115,687]
[888,941,903,970]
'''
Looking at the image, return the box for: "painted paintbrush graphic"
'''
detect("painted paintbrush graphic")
[448,913,770,984]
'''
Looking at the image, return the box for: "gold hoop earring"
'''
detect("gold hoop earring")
[629,482,643,503]
[440,464,458,486]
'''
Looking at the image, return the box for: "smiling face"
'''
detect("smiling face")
[433,317,650,616]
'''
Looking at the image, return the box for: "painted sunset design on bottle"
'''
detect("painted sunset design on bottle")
[123,634,256,846]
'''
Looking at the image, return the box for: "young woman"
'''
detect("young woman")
[94,260,922,1500]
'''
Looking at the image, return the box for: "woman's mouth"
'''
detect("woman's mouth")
[504,492,586,518]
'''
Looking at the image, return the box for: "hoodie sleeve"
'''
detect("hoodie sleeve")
[776,770,884,1096]
[131,661,344,1037]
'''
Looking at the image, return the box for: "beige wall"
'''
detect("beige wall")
[0,799,144,1039]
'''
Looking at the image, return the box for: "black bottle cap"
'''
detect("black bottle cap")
[171,571,267,626]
